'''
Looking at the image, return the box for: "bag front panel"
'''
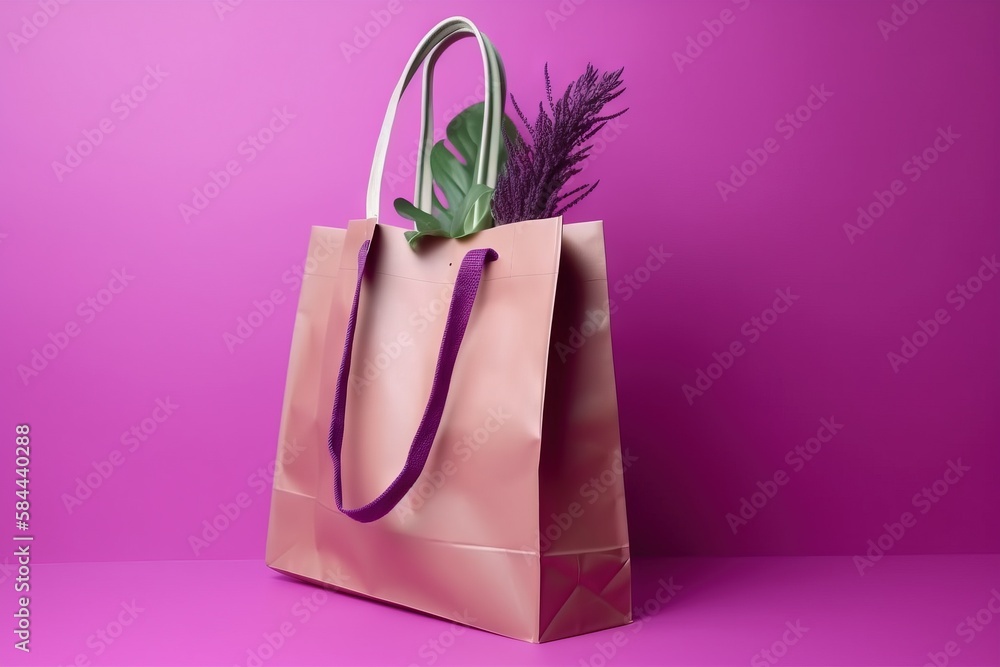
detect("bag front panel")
[270,217,564,642]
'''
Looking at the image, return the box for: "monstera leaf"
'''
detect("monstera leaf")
[394,103,521,249]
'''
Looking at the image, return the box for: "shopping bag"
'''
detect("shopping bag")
[266,16,631,643]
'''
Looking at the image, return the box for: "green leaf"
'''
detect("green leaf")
[430,141,471,218]
[404,228,449,249]
[431,190,447,218]
[451,184,495,237]
[394,198,440,233]
[396,102,526,250]
[446,103,485,171]
[445,103,522,181]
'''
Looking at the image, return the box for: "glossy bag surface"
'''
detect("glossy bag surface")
[265,16,630,643]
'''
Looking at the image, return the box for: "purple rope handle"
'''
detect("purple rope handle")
[327,238,498,523]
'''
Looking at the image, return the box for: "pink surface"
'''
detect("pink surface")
[0,555,997,666]
[2,0,998,564]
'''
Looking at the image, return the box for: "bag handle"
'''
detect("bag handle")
[366,16,504,220]
[327,234,498,522]
[414,33,506,213]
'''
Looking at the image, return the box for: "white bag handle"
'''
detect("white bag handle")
[366,16,504,220]
[413,33,506,213]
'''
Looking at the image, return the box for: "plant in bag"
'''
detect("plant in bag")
[395,62,627,247]
[492,64,628,225]
[393,103,520,246]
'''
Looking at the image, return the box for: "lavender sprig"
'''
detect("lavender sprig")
[492,64,627,225]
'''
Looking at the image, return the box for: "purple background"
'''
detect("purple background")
[2,0,998,568]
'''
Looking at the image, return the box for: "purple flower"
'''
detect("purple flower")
[492,63,627,225]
